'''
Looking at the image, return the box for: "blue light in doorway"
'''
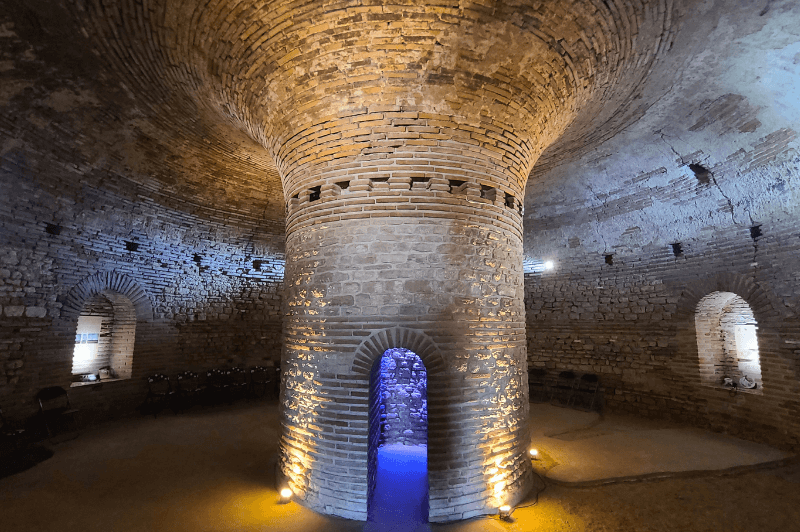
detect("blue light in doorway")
[367,348,429,529]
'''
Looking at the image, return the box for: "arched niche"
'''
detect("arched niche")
[695,291,762,394]
[63,272,152,383]
[367,347,429,526]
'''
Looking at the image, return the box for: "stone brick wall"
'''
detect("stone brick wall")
[0,152,285,424]
[380,348,427,447]
[525,142,800,449]
[525,227,800,449]
[0,1,287,424]
[262,0,675,519]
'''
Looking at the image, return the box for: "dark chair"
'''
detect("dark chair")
[144,374,175,417]
[249,366,271,399]
[549,371,578,406]
[528,368,549,403]
[573,373,601,411]
[36,386,79,440]
[229,367,249,401]
[175,371,205,411]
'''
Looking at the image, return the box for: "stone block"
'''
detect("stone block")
[4,306,24,317]
[25,306,47,318]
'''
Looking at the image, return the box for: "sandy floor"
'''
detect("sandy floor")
[1,401,798,532]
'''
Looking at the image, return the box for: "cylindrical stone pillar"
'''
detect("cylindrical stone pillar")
[278,110,533,521]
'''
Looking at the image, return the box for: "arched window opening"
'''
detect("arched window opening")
[367,348,428,527]
[71,290,136,384]
[695,291,762,394]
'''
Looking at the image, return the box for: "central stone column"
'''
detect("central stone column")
[245,2,592,521]
[278,107,534,521]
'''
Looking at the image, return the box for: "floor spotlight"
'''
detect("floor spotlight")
[279,487,293,504]
[499,505,513,520]
[529,448,539,459]
[544,260,554,270]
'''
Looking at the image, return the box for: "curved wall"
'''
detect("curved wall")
[523,0,800,451]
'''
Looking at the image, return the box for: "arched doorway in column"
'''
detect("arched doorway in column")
[367,347,428,528]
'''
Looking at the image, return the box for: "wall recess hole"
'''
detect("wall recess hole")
[750,225,762,240]
[253,260,263,271]
[479,184,493,198]
[336,181,350,190]
[505,193,515,208]
[689,163,711,185]
[45,223,61,235]
[604,254,614,265]
[448,179,465,192]
[309,186,321,202]
[125,241,139,252]
[671,242,683,256]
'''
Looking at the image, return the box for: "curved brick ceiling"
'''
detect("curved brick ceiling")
[66,0,675,206]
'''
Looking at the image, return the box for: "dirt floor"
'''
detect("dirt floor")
[1,401,798,532]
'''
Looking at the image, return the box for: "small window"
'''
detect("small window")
[75,333,100,344]
[73,316,103,373]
